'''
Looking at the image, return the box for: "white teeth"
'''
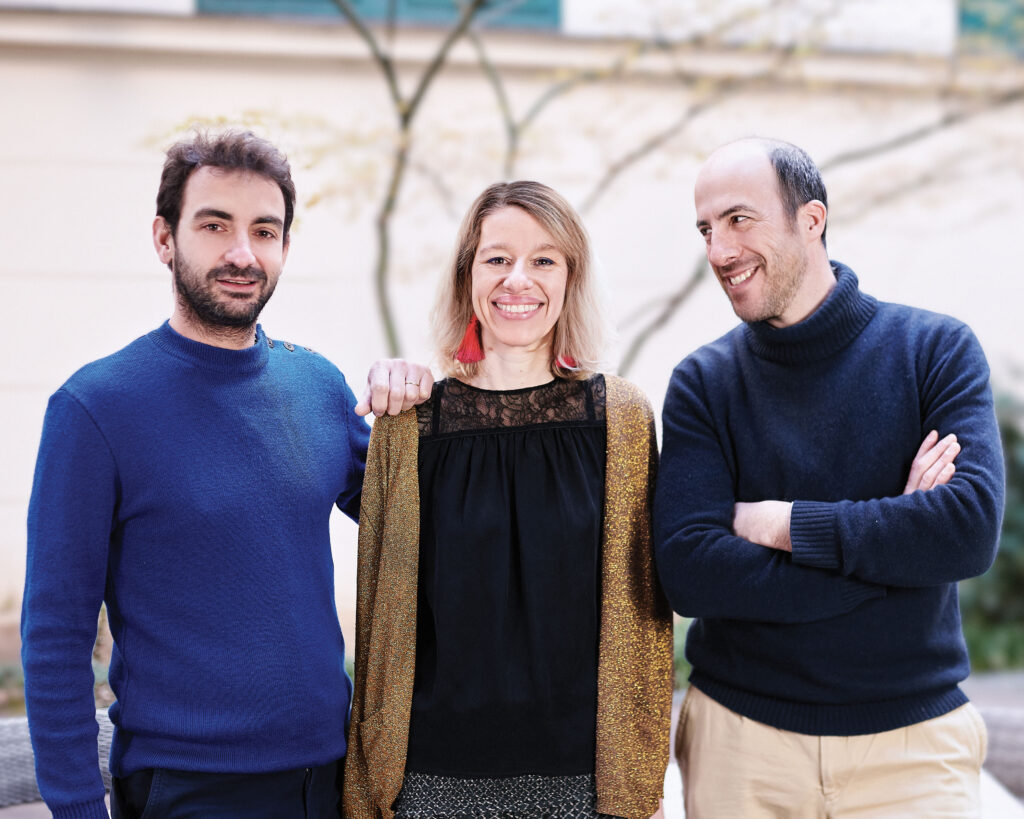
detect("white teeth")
[727,268,755,286]
[496,303,540,314]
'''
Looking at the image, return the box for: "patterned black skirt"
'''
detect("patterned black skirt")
[393,772,622,819]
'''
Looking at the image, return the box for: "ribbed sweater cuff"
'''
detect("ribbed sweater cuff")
[790,500,840,570]
[51,798,109,819]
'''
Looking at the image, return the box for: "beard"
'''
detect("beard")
[752,248,806,324]
[720,239,808,325]
[173,254,276,330]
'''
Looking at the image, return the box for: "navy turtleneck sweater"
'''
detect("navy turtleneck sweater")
[654,263,1004,736]
[22,321,370,819]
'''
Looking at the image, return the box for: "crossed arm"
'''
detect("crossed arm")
[655,329,1003,621]
[734,430,961,552]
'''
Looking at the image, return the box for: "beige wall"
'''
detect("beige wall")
[2,8,1022,638]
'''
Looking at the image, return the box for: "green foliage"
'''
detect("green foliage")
[673,617,691,689]
[959,0,1024,58]
[960,393,1024,670]
[0,662,25,716]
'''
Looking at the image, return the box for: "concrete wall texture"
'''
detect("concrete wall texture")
[2,1,1023,640]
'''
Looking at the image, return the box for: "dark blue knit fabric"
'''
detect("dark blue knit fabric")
[655,263,1005,736]
[22,321,369,819]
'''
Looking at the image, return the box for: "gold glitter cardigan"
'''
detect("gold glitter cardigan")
[343,375,674,819]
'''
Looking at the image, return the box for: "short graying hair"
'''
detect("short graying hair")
[762,138,828,246]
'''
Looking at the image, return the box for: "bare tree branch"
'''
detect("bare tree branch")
[517,0,793,137]
[820,87,1024,173]
[618,255,708,377]
[331,0,402,111]
[410,157,461,218]
[467,29,519,178]
[579,0,848,216]
[405,0,488,123]
[332,0,487,354]
[576,79,738,216]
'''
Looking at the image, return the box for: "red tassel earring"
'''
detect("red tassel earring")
[455,314,484,363]
[556,354,578,369]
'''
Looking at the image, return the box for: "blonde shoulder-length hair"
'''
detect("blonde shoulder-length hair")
[433,180,606,381]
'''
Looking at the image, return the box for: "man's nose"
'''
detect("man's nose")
[224,237,256,269]
[707,232,739,268]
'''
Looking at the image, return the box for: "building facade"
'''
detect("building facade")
[1,0,1022,639]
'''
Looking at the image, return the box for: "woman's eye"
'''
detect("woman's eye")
[535,257,554,266]
[486,257,509,265]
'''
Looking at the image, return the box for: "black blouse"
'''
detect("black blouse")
[405,375,608,777]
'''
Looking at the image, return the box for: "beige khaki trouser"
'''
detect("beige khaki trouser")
[676,685,988,818]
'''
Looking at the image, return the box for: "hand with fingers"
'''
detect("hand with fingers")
[734,430,962,551]
[355,359,434,417]
[903,430,960,494]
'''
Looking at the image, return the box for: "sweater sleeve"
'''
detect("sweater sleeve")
[654,365,885,624]
[22,389,115,819]
[336,374,371,523]
[790,324,1004,587]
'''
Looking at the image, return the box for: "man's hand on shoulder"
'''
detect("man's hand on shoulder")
[733,500,793,552]
[355,359,434,417]
[903,430,959,494]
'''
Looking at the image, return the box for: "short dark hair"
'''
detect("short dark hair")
[156,130,296,239]
[765,140,828,246]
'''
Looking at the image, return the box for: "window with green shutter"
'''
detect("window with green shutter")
[197,0,560,30]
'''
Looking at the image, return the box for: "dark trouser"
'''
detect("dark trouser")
[110,759,342,819]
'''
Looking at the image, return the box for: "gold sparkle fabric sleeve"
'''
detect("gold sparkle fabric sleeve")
[343,410,420,819]
[344,378,673,819]
[596,376,675,819]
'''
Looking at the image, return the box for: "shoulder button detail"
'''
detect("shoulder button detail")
[284,342,295,352]
[267,338,275,349]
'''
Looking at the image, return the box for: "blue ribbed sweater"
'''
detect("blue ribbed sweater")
[22,322,370,819]
[654,264,1005,736]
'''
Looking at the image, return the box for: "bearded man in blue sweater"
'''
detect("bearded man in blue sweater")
[21,131,429,819]
[655,137,1004,817]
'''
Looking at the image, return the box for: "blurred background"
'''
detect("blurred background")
[0,0,1021,738]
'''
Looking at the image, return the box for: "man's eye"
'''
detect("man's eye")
[732,215,749,224]
[203,223,224,232]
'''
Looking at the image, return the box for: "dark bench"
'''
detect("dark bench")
[0,710,112,809]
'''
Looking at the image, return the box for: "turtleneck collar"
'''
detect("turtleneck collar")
[148,320,270,374]
[743,262,877,366]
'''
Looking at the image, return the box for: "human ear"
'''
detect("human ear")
[152,216,175,268]
[800,200,827,242]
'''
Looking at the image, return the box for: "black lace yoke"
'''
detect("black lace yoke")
[406,376,607,778]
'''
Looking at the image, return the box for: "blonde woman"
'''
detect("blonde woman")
[344,181,673,819]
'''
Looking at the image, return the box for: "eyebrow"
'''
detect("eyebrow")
[191,208,284,229]
[695,204,757,229]
[477,242,560,254]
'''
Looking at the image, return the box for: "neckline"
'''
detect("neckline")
[148,320,271,374]
[450,377,561,396]
[742,262,878,365]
